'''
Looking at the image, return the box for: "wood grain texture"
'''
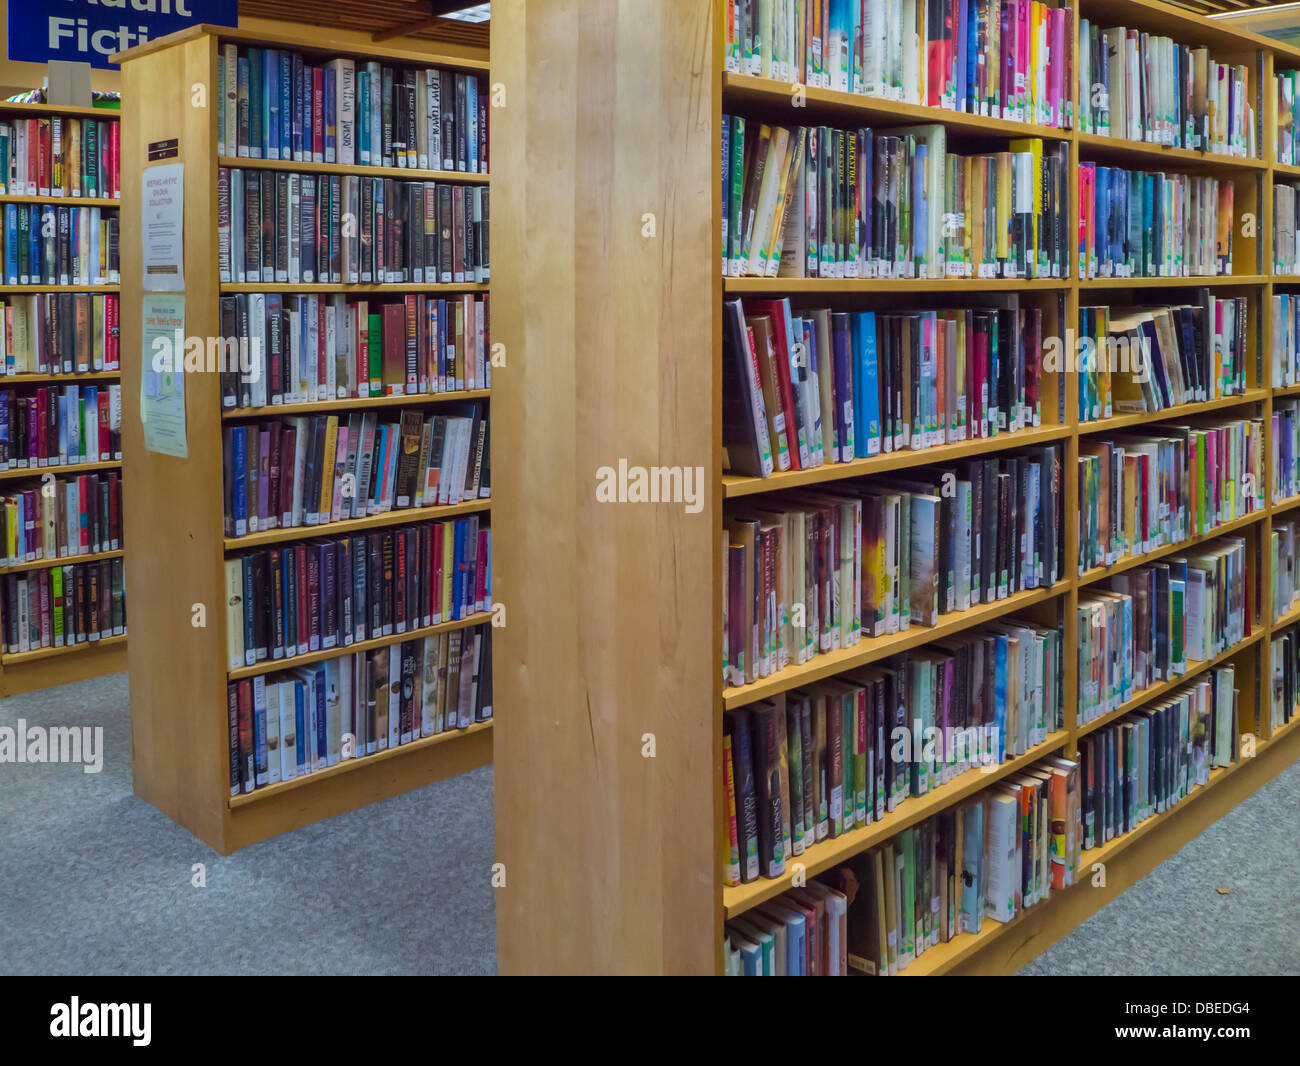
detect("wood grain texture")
[492,0,720,974]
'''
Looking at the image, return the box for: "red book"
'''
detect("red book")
[431,521,444,622]
[109,121,120,198]
[395,529,408,630]
[382,302,405,394]
[295,543,309,653]
[38,119,51,195]
[266,421,282,531]
[354,299,370,398]
[237,678,255,792]
[77,475,90,552]
[476,527,489,612]
[312,67,325,162]
[39,569,51,648]
[279,424,296,526]
[108,472,121,547]
[26,119,39,194]
[36,388,48,464]
[98,391,110,460]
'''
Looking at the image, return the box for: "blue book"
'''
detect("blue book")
[832,312,854,461]
[358,70,370,164]
[294,680,307,773]
[231,425,248,535]
[853,311,880,457]
[913,143,928,274]
[467,75,479,173]
[264,49,279,159]
[453,519,466,618]
[237,57,250,155]
[314,665,327,764]
[4,204,16,284]
[281,547,295,653]
[279,51,292,161]
[252,676,268,786]
[292,52,305,160]
[760,904,806,975]
[247,47,262,158]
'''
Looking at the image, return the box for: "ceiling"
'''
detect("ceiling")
[239,0,489,48]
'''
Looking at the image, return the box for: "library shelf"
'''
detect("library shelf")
[227,610,493,681]
[223,498,490,552]
[220,389,490,419]
[722,424,1072,498]
[1075,389,1268,436]
[722,731,1072,919]
[217,155,488,184]
[0,194,121,207]
[1,631,126,666]
[1,548,124,576]
[219,282,489,294]
[0,460,121,482]
[1076,509,1268,590]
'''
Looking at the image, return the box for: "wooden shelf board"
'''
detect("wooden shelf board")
[722,580,1069,710]
[723,72,1070,141]
[0,284,119,293]
[218,156,487,183]
[1272,493,1300,518]
[227,719,493,809]
[1076,130,1266,171]
[220,282,488,294]
[1273,601,1300,631]
[1076,388,1267,436]
[722,732,1070,919]
[0,460,121,482]
[224,497,490,551]
[1075,629,1265,740]
[221,389,488,419]
[2,548,124,576]
[1275,162,1300,180]
[1078,274,1266,289]
[723,424,1071,498]
[0,194,121,207]
[723,275,1067,294]
[229,610,492,680]
[1273,382,1300,396]
[2,370,121,384]
[113,24,489,71]
[0,101,119,119]
[1076,508,1266,589]
[2,631,126,666]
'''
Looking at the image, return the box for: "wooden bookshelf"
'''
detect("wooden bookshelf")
[493,0,1300,974]
[113,26,492,854]
[0,99,125,698]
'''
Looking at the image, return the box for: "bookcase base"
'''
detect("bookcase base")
[0,638,128,699]
[135,722,493,855]
[913,720,1300,976]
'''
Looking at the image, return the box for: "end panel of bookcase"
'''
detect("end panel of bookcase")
[118,33,232,853]
[492,0,722,974]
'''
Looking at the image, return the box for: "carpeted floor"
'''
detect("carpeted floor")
[2,672,1296,975]
[0,672,496,975]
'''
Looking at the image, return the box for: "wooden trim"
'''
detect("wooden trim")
[220,389,489,419]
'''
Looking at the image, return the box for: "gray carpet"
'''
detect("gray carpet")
[0,672,496,976]
[1019,756,1300,976]
[3,672,1297,975]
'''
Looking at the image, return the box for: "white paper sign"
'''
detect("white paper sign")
[142,162,185,292]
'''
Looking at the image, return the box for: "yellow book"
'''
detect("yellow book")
[995,152,1012,265]
[318,415,339,523]
[442,521,455,620]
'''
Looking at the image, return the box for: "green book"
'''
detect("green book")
[51,566,64,644]
[367,312,381,392]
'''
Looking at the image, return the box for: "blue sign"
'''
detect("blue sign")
[8,0,239,70]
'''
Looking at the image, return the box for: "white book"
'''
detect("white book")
[387,645,402,745]
[329,58,356,166]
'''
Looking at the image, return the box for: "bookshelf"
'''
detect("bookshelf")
[113,25,492,854]
[0,98,125,698]
[493,0,1300,974]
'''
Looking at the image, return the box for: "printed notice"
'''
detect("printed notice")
[141,295,188,458]
[142,162,184,292]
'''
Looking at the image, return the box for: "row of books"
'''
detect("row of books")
[1271,519,1299,622]
[1,204,120,286]
[1276,184,1299,276]
[725,620,1063,885]
[1,470,121,567]
[724,444,1063,688]
[0,293,120,376]
[1077,418,1264,574]
[1077,540,1250,724]
[1079,666,1238,850]
[1274,399,1300,503]
[1268,626,1300,734]
[724,0,1076,129]
[1078,166,1233,278]
[223,516,490,668]
[727,752,1081,975]
[1078,24,1252,156]
[217,292,488,409]
[0,116,120,198]
[228,624,492,794]
[222,404,488,539]
[1276,69,1300,167]
[0,384,122,469]
[218,169,488,286]
[216,45,487,174]
[0,557,125,654]
[1075,295,1248,423]
[724,118,1067,280]
[722,297,1046,479]
[1273,294,1300,388]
